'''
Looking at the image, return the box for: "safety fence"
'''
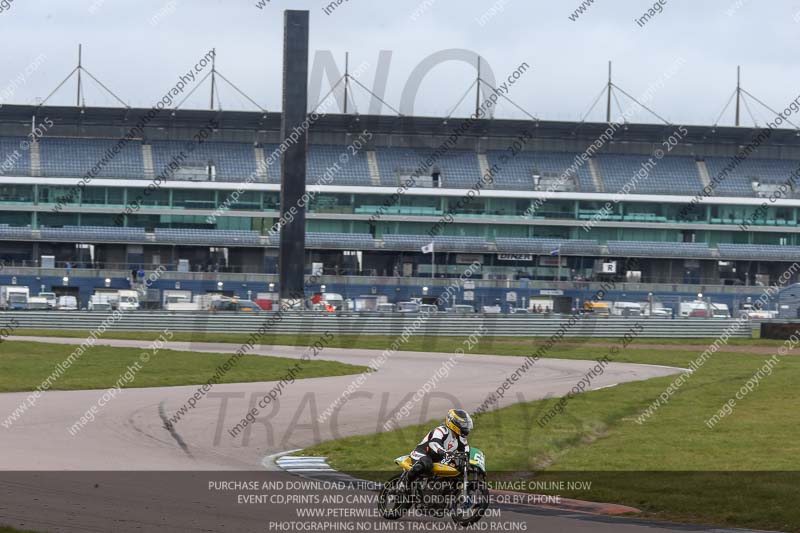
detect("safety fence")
[0,311,754,338]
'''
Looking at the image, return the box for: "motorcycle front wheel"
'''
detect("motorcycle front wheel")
[450,476,490,527]
[378,473,413,520]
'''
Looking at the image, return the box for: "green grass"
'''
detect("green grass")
[4,330,796,530]
[0,341,368,392]
[302,344,800,533]
[0,527,37,533]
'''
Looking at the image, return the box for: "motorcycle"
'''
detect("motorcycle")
[378,448,490,526]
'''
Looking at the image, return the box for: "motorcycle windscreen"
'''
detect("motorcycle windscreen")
[395,457,413,470]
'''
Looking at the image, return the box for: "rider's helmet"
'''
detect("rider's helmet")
[445,409,473,437]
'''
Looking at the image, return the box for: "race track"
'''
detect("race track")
[0,336,683,471]
[0,336,758,532]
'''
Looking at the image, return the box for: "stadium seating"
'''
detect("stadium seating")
[261,144,283,183]
[0,137,31,176]
[307,144,373,186]
[607,240,713,258]
[0,224,33,240]
[382,234,489,252]
[306,232,377,249]
[39,138,143,179]
[595,154,702,195]
[485,151,594,192]
[153,228,261,245]
[12,134,800,202]
[40,226,146,242]
[494,238,601,255]
[704,157,800,197]
[376,148,482,188]
[150,141,258,182]
[717,243,800,261]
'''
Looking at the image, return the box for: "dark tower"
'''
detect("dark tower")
[279,10,310,302]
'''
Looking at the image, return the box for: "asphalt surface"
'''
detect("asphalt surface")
[0,336,771,532]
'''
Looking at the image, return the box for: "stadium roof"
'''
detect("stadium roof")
[0,104,798,148]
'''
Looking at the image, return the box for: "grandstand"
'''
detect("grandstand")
[0,104,799,307]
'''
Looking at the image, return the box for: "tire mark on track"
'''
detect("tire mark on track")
[158,400,193,458]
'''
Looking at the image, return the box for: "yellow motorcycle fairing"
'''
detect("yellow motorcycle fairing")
[393,455,461,477]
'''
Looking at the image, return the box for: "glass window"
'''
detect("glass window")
[81,187,106,205]
[0,185,33,203]
[107,188,124,205]
[38,186,78,206]
[129,186,170,207]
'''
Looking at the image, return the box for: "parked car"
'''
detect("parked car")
[447,305,476,314]
[27,296,50,310]
[39,291,57,309]
[640,302,671,317]
[397,301,420,313]
[210,298,262,313]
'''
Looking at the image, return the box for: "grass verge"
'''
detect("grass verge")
[0,340,367,393]
[302,344,799,533]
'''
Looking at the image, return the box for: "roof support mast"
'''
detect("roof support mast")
[343,52,349,114]
[39,44,129,109]
[209,48,217,110]
[475,55,481,117]
[76,44,82,107]
[606,60,612,123]
[735,65,741,127]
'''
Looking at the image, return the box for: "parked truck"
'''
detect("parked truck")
[582,301,611,316]
[0,286,29,310]
[163,293,202,311]
[88,293,114,312]
[737,302,776,319]
[679,300,731,318]
[115,289,140,311]
[610,301,642,317]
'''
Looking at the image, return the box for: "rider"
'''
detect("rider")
[404,409,472,483]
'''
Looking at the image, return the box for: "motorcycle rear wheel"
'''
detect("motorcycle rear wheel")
[378,473,413,520]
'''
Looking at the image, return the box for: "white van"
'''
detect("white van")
[116,290,140,311]
[711,303,731,318]
[57,295,78,310]
[640,302,671,317]
[397,302,420,313]
[39,291,57,309]
[611,302,642,317]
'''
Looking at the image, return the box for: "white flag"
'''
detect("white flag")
[421,242,434,254]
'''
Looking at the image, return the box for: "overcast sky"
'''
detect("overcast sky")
[1,0,798,127]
